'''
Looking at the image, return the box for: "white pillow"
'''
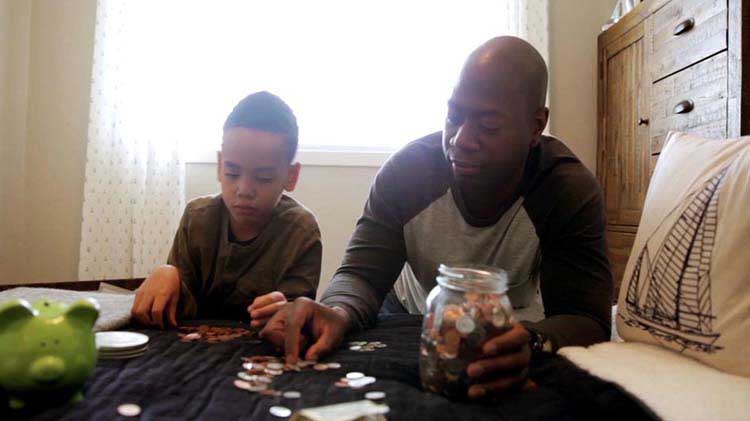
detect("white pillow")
[616,131,750,377]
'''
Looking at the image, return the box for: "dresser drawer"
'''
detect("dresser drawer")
[650,0,727,81]
[650,51,727,154]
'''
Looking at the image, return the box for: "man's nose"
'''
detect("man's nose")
[452,123,480,152]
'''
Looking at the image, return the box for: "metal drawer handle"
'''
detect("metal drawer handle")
[638,117,650,126]
[673,100,694,114]
[673,17,695,36]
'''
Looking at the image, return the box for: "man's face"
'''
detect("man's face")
[442,82,539,187]
[218,128,299,230]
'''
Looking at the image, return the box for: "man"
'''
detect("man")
[261,37,612,399]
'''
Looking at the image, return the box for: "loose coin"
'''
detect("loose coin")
[326,362,341,369]
[313,363,329,371]
[269,406,292,418]
[267,362,284,370]
[349,345,362,351]
[234,379,252,390]
[346,372,365,380]
[282,391,301,399]
[365,391,386,400]
[117,403,142,417]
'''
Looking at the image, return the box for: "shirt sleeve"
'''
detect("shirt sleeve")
[320,158,408,330]
[523,169,613,350]
[166,207,200,318]
[277,231,322,302]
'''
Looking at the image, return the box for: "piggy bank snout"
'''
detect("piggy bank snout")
[29,355,65,383]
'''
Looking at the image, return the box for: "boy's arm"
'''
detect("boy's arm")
[277,229,322,301]
[166,208,200,318]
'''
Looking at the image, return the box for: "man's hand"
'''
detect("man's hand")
[466,323,533,399]
[248,291,287,328]
[131,264,181,329]
[260,297,350,364]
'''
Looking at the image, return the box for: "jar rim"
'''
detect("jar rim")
[436,264,508,293]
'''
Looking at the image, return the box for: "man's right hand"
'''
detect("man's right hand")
[131,264,181,329]
[260,297,350,364]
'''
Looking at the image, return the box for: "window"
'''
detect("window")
[99,1,541,160]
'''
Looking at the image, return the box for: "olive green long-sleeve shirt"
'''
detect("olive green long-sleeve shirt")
[168,194,321,319]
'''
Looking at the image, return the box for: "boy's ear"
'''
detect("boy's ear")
[65,298,100,328]
[0,299,37,330]
[216,151,223,182]
[285,163,301,192]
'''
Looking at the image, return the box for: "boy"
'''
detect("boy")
[131,91,321,329]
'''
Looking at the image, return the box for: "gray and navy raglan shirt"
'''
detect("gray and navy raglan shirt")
[321,132,613,349]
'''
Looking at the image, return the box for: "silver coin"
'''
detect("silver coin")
[313,363,329,371]
[269,405,292,418]
[256,375,273,384]
[348,376,376,388]
[117,403,141,417]
[265,368,284,376]
[242,362,255,371]
[348,341,367,346]
[349,345,362,351]
[374,343,387,348]
[365,391,386,400]
[267,362,284,370]
[326,362,341,369]
[346,371,365,380]
[237,371,255,381]
[456,315,476,334]
[282,390,301,399]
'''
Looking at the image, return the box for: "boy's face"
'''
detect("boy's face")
[218,127,300,231]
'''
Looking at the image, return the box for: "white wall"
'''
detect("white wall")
[186,162,378,297]
[0,0,96,284]
[0,0,31,283]
[548,0,618,171]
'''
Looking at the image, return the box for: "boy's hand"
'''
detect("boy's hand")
[248,291,287,328]
[131,264,181,329]
[260,297,350,364]
[465,323,533,399]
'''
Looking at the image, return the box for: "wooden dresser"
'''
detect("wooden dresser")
[597,0,749,298]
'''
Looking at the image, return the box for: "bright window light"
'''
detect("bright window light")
[106,1,518,156]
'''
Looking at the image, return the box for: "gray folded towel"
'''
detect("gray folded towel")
[0,287,135,331]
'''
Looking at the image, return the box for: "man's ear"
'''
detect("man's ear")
[0,299,37,330]
[65,298,100,328]
[216,151,223,183]
[285,163,301,192]
[530,106,549,148]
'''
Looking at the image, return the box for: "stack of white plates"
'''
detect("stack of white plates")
[96,331,150,360]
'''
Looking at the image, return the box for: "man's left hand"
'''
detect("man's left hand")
[466,323,533,399]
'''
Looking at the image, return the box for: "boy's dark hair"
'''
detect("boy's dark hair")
[223,91,298,162]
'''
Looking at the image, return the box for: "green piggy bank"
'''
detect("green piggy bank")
[0,298,99,410]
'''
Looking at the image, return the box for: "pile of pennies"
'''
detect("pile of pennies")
[419,291,514,398]
[177,325,257,343]
[234,355,344,397]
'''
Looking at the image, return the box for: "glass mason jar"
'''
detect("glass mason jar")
[419,264,515,399]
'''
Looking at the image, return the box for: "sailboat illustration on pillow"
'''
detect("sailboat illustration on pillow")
[624,165,729,354]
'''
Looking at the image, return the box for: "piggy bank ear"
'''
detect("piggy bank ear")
[0,299,37,330]
[65,298,100,328]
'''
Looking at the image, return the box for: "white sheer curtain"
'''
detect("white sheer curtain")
[78,0,548,279]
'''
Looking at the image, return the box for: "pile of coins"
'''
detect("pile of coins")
[177,325,256,343]
[347,341,387,352]
[419,291,514,398]
[234,355,344,397]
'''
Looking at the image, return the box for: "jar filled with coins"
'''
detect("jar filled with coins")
[419,264,514,399]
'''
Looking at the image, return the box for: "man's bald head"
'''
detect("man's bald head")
[457,36,548,112]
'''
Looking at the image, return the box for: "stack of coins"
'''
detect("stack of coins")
[419,291,514,398]
[236,355,344,396]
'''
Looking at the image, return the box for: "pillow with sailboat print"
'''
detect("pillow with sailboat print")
[616,131,750,377]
